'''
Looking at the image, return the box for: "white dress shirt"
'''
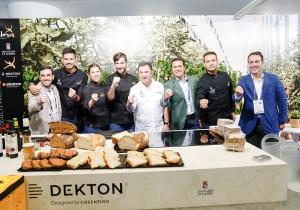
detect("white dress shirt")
[128,80,164,132]
[177,76,195,115]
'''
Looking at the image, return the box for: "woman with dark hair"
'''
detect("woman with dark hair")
[82,64,109,133]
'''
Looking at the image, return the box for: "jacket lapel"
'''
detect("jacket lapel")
[245,74,255,99]
[261,73,270,99]
[172,77,185,98]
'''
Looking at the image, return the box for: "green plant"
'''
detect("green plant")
[290,110,300,119]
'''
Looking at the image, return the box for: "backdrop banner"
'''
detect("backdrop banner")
[0,19,23,127]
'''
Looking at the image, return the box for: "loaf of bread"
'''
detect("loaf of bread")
[163,150,181,164]
[49,134,76,149]
[40,159,52,169]
[22,160,33,170]
[49,158,67,168]
[104,148,121,169]
[126,151,147,167]
[66,153,89,169]
[32,160,42,169]
[50,121,77,134]
[88,151,106,169]
[144,148,163,157]
[114,132,149,151]
[224,132,246,152]
[74,134,106,150]
[112,131,132,144]
[223,124,241,134]
[146,155,167,166]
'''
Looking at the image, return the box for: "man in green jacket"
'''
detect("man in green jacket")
[161,58,200,130]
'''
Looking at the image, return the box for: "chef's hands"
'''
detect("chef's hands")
[127,94,135,104]
[38,94,47,105]
[112,77,120,88]
[200,99,209,109]
[235,86,244,97]
[29,83,41,95]
[68,88,80,102]
[163,89,173,100]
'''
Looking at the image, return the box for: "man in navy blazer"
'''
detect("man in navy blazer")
[234,51,288,148]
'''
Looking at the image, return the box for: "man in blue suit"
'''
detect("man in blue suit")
[234,51,288,148]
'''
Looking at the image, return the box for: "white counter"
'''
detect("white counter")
[0,142,287,210]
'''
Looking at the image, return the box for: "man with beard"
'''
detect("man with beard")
[29,47,88,132]
[28,66,61,135]
[105,52,138,131]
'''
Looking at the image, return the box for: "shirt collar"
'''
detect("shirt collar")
[251,72,264,80]
[175,75,188,81]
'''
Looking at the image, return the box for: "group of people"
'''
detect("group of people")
[27,47,288,148]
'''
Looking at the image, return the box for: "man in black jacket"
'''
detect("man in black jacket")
[105,52,138,131]
[195,51,235,127]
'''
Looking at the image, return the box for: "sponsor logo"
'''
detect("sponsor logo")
[0,25,15,39]
[209,86,216,95]
[1,82,21,88]
[198,180,213,196]
[50,183,123,196]
[27,182,123,199]
[2,71,20,78]
[6,43,11,50]
[28,184,43,199]
[4,57,16,69]
[2,43,15,56]
[27,182,124,208]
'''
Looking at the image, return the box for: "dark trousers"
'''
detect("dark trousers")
[184,114,200,130]
[246,119,265,148]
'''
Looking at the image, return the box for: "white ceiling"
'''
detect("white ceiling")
[0,0,299,18]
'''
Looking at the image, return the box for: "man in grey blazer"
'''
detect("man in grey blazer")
[28,66,62,135]
[161,58,199,130]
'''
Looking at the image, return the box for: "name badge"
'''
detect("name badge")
[253,100,264,114]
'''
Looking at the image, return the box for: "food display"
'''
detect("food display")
[19,123,183,171]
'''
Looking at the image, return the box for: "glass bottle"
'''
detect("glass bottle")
[13,117,21,151]
[22,117,31,144]
[9,121,18,158]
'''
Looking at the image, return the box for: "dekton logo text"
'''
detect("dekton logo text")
[50,182,123,196]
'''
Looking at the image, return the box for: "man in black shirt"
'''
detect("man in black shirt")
[105,52,138,131]
[29,47,88,132]
[195,51,235,127]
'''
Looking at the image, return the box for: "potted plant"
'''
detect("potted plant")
[289,110,300,128]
